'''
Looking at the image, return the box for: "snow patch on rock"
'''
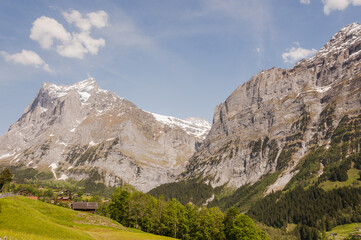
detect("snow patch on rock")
[149,112,211,139]
[44,78,98,103]
[0,152,15,160]
[49,163,58,179]
[58,173,68,180]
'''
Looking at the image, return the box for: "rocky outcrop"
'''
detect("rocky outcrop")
[0,78,211,192]
[183,23,361,192]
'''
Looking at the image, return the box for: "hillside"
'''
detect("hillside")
[0,196,175,240]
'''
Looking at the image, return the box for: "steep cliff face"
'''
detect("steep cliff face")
[0,78,211,192]
[183,23,361,192]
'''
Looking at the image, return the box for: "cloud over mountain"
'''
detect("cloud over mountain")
[282,43,317,64]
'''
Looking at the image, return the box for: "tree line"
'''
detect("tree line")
[248,185,361,239]
[108,186,268,240]
[148,179,213,206]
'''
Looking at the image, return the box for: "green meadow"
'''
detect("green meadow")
[319,168,361,191]
[0,196,175,240]
[326,222,361,239]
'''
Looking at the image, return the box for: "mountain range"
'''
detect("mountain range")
[0,22,361,198]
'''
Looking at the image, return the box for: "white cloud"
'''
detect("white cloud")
[30,16,71,49]
[30,10,108,59]
[55,31,105,58]
[322,0,361,15]
[74,31,105,54]
[63,10,108,32]
[300,0,311,4]
[55,36,88,58]
[0,50,52,72]
[282,44,317,64]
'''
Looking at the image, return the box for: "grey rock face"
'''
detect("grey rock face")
[183,23,361,192]
[0,78,211,192]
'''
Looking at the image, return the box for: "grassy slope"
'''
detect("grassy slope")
[327,222,361,239]
[256,222,297,240]
[319,169,361,239]
[0,196,175,240]
[319,168,361,191]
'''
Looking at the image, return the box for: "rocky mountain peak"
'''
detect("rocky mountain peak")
[72,77,98,89]
[311,22,361,61]
[0,77,211,192]
[184,22,361,193]
[42,77,98,90]
[39,77,102,104]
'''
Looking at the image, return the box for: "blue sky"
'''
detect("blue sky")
[0,0,360,134]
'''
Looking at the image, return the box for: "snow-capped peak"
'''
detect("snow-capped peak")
[149,112,211,140]
[42,77,100,103]
[72,77,98,92]
[313,22,361,59]
[184,117,212,128]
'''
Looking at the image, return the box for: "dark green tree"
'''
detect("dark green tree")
[224,207,240,239]
[77,191,83,198]
[0,168,13,192]
[128,191,158,232]
[160,198,186,238]
[229,214,268,240]
[192,207,225,240]
[108,187,131,225]
[43,189,54,198]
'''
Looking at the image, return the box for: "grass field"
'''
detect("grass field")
[319,168,361,191]
[0,196,175,240]
[326,222,361,239]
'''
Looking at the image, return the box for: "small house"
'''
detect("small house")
[71,202,98,213]
[57,196,71,202]
[62,196,70,201]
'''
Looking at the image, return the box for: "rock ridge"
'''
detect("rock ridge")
[183,22,361,192]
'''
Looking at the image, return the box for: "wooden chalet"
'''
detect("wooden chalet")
[71,202,98,213]
[57,196,71,202]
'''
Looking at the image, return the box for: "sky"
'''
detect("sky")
[0,0,360,135]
